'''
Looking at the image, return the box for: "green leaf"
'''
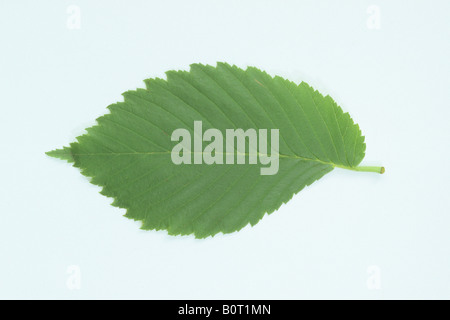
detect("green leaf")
[47,62,383,238]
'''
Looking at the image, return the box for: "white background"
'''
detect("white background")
[1,0,449,299]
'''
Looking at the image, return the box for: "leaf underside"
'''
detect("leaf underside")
[48,62,366,238]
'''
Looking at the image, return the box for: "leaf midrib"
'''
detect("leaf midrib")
[67,150,350,169]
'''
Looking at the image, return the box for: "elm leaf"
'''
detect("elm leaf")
[47,62,383,238]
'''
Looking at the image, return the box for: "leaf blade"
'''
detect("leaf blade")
[48,62,378,238]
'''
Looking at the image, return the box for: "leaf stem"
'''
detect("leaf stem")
[336,165,385,174]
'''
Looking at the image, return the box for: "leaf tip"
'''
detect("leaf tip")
[46,147,74,163]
